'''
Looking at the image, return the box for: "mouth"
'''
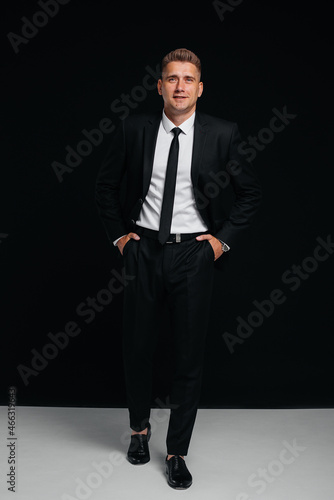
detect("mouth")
[173,95,188,100]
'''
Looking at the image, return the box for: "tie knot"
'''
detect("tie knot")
[172,127,182,137]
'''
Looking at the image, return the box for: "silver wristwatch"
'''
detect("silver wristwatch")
[218,239,230,252]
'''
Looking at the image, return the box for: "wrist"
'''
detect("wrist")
[217,238,230,252]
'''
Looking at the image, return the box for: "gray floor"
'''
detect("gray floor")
[0,406,333,499]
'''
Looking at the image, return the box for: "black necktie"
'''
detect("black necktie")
[158,127,182,245]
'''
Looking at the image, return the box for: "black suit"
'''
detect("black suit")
[95,110,261,454]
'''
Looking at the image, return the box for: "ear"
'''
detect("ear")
[157,79,163,95]
[198,81,203,97]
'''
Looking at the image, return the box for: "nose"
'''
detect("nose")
[175,80,185,92]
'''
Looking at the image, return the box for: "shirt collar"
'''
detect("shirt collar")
[162,109,196,135]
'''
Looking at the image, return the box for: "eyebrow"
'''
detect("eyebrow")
[166,74,196,80]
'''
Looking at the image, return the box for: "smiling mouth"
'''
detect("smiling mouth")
[173,96,187,99]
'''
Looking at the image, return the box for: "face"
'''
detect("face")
[157,61,203,118]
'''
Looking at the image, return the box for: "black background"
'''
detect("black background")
[1,0,333,408]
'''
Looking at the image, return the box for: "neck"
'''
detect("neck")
[164,107,196,127]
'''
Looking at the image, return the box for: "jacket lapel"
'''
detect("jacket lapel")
[191,111,207,188]
[142,112,161,198]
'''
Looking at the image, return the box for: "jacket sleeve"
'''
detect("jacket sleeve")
[214,123,262,247]
[95,120,128,244]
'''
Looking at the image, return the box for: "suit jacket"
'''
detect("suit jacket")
[95,110,262,271]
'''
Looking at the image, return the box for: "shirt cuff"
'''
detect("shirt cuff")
[113,235,127,246]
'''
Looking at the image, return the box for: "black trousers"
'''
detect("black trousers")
[122,227,215,456]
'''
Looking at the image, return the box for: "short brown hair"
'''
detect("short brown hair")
[161,48,201,78]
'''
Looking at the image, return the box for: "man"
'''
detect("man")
[95,48,261,489]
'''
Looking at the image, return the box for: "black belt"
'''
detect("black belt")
[134,224,209,243]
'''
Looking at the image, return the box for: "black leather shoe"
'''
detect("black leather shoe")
[126,423,151,465]
[165,455,193,489]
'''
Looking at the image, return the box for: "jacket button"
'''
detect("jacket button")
[139,198,143,204]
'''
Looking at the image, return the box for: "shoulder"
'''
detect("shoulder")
[123,110,161,130]
[196,111,237,132]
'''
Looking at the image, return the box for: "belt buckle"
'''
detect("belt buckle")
[166,233,181,244]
